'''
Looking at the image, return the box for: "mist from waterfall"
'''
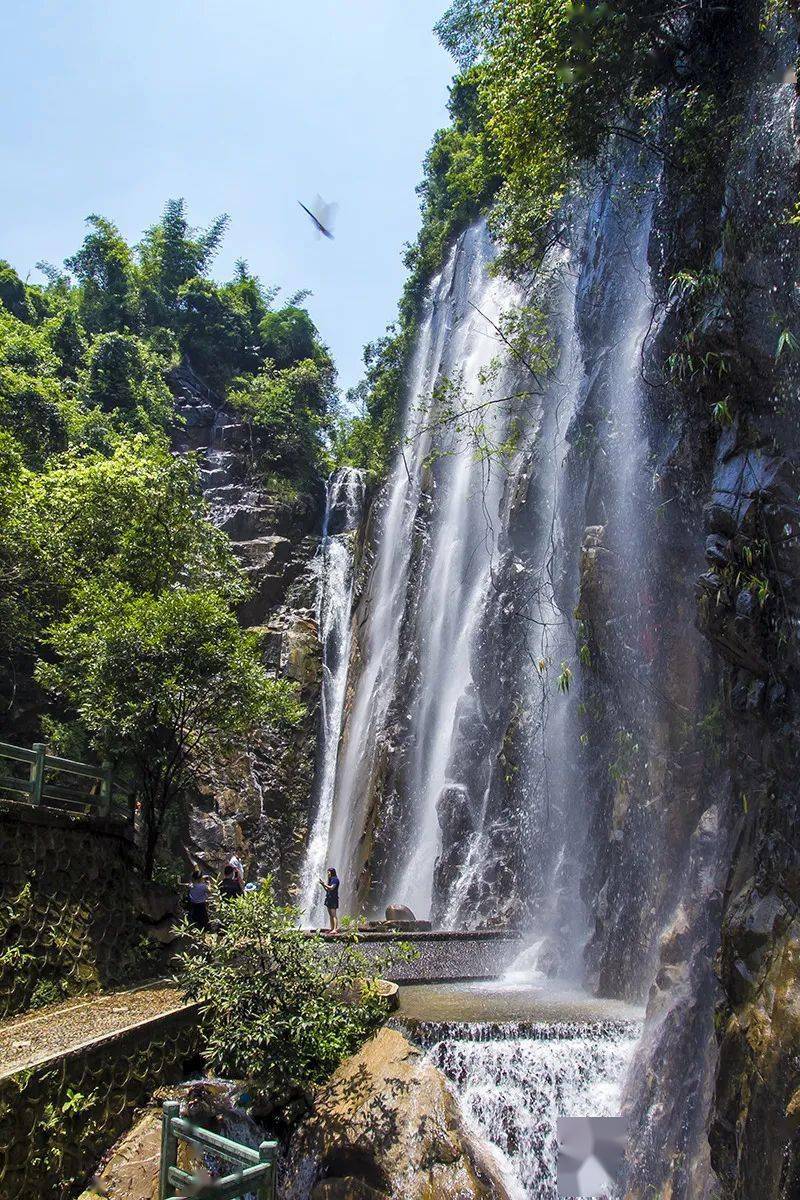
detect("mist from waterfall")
[299,467,365,926]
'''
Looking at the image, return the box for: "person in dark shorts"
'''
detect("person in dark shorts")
[187,869,209,928]
[318,867,340,933]
[220,863,244,899]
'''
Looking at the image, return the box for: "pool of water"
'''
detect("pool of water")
[396,980,643,1025]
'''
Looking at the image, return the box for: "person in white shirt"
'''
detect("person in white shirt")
[228,854,245,886]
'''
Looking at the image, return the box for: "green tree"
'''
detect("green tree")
[49,308,87,379]
[81,331,172,430]
[176,277,250,386]
[335,327,413,475]
[0,308,69,466]
[0,260,33,322]
[65,215,140,333]
[139,198,229,325]
[0,432,28,667]
[177,879,397,1099]
[10,438,244,627]
[258,305,321,369]
[37,585,302,878]
[230,357,333,480]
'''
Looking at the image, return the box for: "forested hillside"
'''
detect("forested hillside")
[0,201,335,876]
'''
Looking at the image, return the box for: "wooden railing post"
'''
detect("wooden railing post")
[99,761,113,817]
[29,742,46,805]
[159,1100,180,1200]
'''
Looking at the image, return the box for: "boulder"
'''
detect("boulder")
[282,1027,511,1200]
[384,904,416,923]
[135,881,180,925]
[78,1108,162,1200]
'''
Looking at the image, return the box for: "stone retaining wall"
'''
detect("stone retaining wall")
[0,1002,199,1200]
[0,801,171,1019]
[323,930,522,984]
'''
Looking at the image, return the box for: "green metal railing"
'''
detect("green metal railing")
[159,1101,278,1200]
[0,739,129,819]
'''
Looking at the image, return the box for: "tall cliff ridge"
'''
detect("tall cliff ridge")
[169,363,323,896]
[319,4,799,1196]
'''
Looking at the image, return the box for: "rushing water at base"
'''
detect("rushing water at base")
[419,1017,639,1199]
[299,468,365,926]
[395,981,641,1199]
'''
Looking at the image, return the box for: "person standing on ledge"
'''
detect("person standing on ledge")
[319,867,340,934]
[220,863,244,899]
[187,869,209,928]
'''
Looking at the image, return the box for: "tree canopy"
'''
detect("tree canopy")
[0,199,331,874]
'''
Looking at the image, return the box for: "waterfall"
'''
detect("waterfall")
[326,221,527,919]
[421,1020,640,1199]
[439,237,586,947]
[299,467,365,926]
[312,135,670,1003]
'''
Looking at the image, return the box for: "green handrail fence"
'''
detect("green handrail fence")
[159,1101,278,1200]
[0,739,129,819]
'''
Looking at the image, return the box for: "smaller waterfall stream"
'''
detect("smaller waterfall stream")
[299,467,365,926]
[421,1019,640,1199]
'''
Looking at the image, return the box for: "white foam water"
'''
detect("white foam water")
[424,1021,639,1199]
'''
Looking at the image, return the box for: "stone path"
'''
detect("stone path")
[0,980,188,1078]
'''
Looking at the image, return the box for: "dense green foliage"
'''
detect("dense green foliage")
[0,201,331,873]
[178,880,398,1102]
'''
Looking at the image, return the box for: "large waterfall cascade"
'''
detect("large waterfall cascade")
[305,165,667,1198]
[326,221,530,918]
[299,467,365,926]
[309,169,663,947]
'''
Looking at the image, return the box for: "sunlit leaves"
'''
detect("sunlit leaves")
[177,879,399,1095]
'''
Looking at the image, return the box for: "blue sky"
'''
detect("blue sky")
[0,1,454,392]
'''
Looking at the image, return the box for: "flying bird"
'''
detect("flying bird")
[298,195,337,239]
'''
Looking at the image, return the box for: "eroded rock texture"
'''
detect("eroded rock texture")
[281,1027,512,1200]
[615,7,800,1198]
[169,364,323,897]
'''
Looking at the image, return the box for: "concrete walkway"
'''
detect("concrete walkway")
[0,980,188,1078]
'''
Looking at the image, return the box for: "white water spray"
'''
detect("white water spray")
[426,1021,639,1199]
[299,467,365,926]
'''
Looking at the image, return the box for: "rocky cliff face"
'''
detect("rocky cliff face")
[618,9,800,1197]
[321,5,800,1196]
[169,364,324,897]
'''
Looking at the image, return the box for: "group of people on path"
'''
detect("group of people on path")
[186,855,341,935]
[187,854,245,928]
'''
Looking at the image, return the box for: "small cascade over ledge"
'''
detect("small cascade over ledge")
[427,1019,638,1199]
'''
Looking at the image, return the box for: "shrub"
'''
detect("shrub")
[177,880,403,1099]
